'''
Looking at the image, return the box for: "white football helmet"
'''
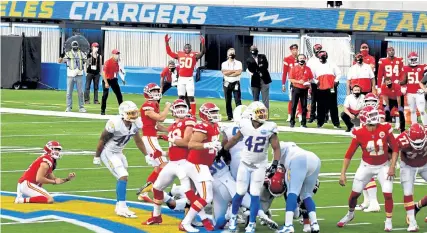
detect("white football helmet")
[119,101,139,122]
[232,105,248,124]
[246,101,268,123]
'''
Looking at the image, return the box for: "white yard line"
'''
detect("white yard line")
[0,220,63,225]
[0,165,152,173]
[1,120,101,124]
[346,223,372,226]
[0,133,100,138]
[270,203,405,210]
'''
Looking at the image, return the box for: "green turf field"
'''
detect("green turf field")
[1,89,426,233]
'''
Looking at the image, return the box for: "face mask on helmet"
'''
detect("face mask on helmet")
[407,124,427,150]
[144,84,162,101]
[366,110,379,125]
[200,103,221,123]
[172,103,189,119]
[409,57,419,66]
[119,101,139,122]
[123,109,139,122]
[44,141,62,160]
[253,107,268,123]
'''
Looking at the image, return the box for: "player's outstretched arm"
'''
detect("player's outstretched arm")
[36,163,57,185]
[173,125,193,148]
[196,35,206,60]
[188,131,209,150]
[95,129,114,159]
[146,102,172,122]
[223,130,242,151]
[165,34,178,59]
[270,134,281,162]
[133,131,148,155]
[156,123,169,133]
[47,172,76,185]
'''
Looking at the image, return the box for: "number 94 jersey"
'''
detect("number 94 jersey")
[239,118,278,164]
[104,116,143,153]
[344,123,398,165]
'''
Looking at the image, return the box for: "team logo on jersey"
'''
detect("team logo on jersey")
[0,191,213,233]
[260,129,268,135]
[396,61,400,64]
[379,131,385,138]
[190,54,194,57]
[417,68,421,72]
[177,122,182,127]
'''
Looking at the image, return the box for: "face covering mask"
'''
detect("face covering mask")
[320,56,327,63]
[361,50,368,56]
[170,68,176,72]
[72,47,78,51]
[298,60,306,65]
[387,83,392,88]
[229,54,236,59]
[354,93,361,98]
[251,49,258,56]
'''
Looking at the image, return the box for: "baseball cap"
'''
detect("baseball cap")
[112,49,120,54]
[91,42,99,47]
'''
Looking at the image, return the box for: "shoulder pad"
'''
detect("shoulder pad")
[105,117,118,133]
[194,123,207,133]
[184,118,196,126]
[42,156,53,168]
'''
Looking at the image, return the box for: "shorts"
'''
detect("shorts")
[101,149,129,179]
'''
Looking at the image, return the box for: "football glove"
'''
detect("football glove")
[151,150,163,159]
[93,157,101,166]
[266,160,279,178]
[216,148,231,164]
[203,141,222,150]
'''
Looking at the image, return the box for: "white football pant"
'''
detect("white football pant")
[101,149,128,179]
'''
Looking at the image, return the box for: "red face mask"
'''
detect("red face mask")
[361,50,368,56]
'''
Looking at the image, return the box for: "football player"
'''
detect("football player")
[400,52,427,125]
[93,101,147,218]
[165,34,205,117]
[396,123,427,232]
[377,47,404,88]
[338,105,399,231]
[276,142,321,233]
[142,99,195,225]
[414,196,427,223]
[179,102,221,232]
[137,83,171,199]
[15,141,75,204]
[220,101,281,233]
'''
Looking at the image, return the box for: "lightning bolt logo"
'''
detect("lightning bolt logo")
[245,12,293,24]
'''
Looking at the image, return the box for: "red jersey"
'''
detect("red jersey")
[103,58,120,79]
[401,64,427,94]
[168,117,196,161]
[345,123,398,165]
[187,122,220,166]
[18,154,54,185]
[381,83,402,100]
[140,101,159,137]
[160,66,180,83]
[396,132,427,168]
[282,55,297,85]
[377,57,403,85]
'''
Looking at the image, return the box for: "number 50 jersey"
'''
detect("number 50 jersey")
[104,115,143,153]
[239,118,278,165]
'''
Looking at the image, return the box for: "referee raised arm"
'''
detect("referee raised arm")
[101,49,124,115]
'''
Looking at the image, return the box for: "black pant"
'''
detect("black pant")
[161,82,172,95]
[341,112,360,130]
[386,97,405,132]
[290,87,308,125]
[85,73,100,102]
[317,87,339,127]
[310,83,318,120]
[101,78,123,112]
[223,81,242,119]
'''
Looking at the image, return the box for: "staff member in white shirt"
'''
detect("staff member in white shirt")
[221,48,243,121]
[341,84,365,132]
[347,53,376,95]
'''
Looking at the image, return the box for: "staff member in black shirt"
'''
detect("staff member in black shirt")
[85,43,102,104]
[246,45,272,109]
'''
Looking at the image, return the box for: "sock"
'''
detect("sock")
[26,196,48,203]
[147,169,160,184]
[286,193,298,212]
[117,179,127,202]
[308,211,318,224]
[418,195,427,208]
[231,193,244,215]
[152,188,164,216]
[285,211,294,226]
[404,195,415,222]
[383,192,393,219]
[348,191,361,210]
[215,216,227,230]
[249,195,260,223]
[182,208,198,225]
[288,101,292,115]
[190,102,196,116]
[303,218,310,225]
[303,197,316,213]
[365,179,378,203]
[361,190,370,206]
[185,190,198,204]
[198,208,208,220]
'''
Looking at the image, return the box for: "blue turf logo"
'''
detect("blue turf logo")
[0,191,216,233]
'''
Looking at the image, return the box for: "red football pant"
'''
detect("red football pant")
[25,196,49,203]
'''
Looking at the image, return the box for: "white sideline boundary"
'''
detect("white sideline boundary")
[0,107,353,137]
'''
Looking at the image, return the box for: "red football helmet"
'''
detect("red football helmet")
[359,109,367,125]
[143,83,162,100]
[408,52,419,66]
[268,166,286,197]
[44,141,62,159]
[171,99,188,119]
[362,105,379,125]
[199,102,221,123]
[406,123,427,150]
[363,93,379,108]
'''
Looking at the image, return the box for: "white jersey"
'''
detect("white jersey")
[104,116,143,153]
[209,157,229,178]
[279,142,318,170]
[239,118,278,164]
[222,123,245,157]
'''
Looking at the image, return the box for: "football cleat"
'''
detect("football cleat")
[364,201,381,212]
[14,197,24,204]
[303,223,311,232]
[384,219,393,232]
[228,215,238,232]
[245,222,256,233]
[355,203,368,211]
[191,219,203,227]
[179,223,199,232]
[142,213,162,225]
[137,182,153,195]
[337,211,355,227]
[407,220,419,232]
[276,224,295,233]
[137,192,154,203]
[202,218,214,231]
[259,215,278,230]
[115,207,137,218]
[311,222,320,233]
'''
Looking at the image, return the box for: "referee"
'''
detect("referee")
[288,54,313,128]
[101,49,124,115]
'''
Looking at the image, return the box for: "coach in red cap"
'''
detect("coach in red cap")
[85,42,102,104]
[101,49,124,115]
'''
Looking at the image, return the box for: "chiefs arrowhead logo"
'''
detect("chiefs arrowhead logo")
[190,54,194,57]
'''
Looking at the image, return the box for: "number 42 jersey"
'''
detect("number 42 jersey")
[239,118,278,165]
[104,115,143,153]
